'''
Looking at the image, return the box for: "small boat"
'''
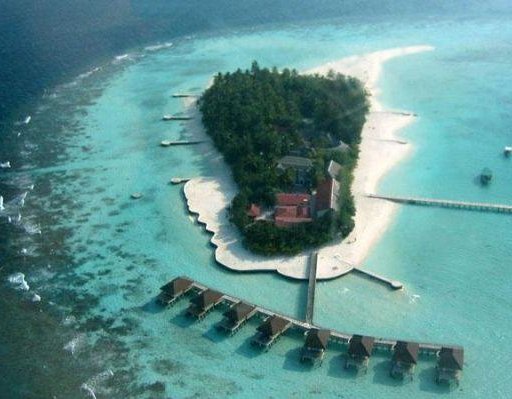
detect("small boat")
[131,192,143,199]
[504,146,512,157]
[24,116,31,125]
[162,115,192,121]
[160,140,172,147]
[0,161,11,168]
[162,115,174,121]
[480,168,493,185]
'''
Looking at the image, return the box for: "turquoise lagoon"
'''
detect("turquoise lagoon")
[8,15,512,398]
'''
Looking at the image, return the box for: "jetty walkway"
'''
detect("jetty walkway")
[305,252,318,324]
[160,276,462,360]
[368,193,512,214]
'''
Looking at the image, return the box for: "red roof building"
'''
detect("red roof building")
[247,203,261,218]
[315,178,340,216]
[274,193,313,228]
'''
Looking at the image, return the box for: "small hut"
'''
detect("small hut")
[345,335,375,372]
[157,277,193,306]
[390,341,419,380]
[301,329,330,365]
[251,315,291,350]
[217,301,257,335]
[436,347,464,386]
[186,289,223,320]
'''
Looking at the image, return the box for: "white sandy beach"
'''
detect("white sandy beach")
[182,45,434,280]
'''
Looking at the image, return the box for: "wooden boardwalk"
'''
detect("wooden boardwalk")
[353,267,403,290]
[368,193,512,214]
[170,276,460,358]
[305,252,318,324]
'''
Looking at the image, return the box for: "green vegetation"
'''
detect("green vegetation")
[199,62,369,255]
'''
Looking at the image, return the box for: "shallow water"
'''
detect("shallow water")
[1,11,512,399]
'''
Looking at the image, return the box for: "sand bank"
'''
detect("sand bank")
[182,45,434,280]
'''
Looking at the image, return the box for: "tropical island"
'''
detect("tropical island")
[199,62,369,255]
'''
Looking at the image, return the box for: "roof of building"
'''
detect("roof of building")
[277,156,313,169]
[315,178,340,212]
[223,302,256,322]
[160,277,193,296]
[304,329,331,350]
[276,193,312,207]
[275,216,313,228]
[327,160,342,180]
[392,341,419,365]
[438,347,464,370]
[190,289,223,309]
[257,315,291,336]
[348,335,375,357]
[247,203,261,218]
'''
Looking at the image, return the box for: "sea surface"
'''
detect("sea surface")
[1,2,512,398]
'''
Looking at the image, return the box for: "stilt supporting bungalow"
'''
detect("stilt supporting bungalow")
[186,289,224,320]
[251,315,291,351]
[345,335,375,373]
[217,301,257,335]
[301,329,330,365]
[157,277,193,306]
[436,347,464,386]
[390,341,419,380]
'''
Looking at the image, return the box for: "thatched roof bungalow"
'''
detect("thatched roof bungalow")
[251,315,291,350]
[186,289,223,320]
[390,341,419,380]
[345,334,375,372]
[217,302,257,334]
[436,347,464,386]
[157,277,193,306]
[301,329,330,365]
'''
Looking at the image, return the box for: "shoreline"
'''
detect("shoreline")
[182,45,434,280]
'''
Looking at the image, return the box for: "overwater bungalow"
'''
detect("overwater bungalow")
[436,347,464,386]
[251,315,292,350]
[345,335,375,372]
[186,289,224,320]
[157,277,193,306]
[390,341,419,380]
[216,301,257,335]
[301,329,330,365]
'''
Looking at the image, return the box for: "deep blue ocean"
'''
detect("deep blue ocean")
[1,1,512,398]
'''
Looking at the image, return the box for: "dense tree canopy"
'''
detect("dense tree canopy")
[199,62,369,255]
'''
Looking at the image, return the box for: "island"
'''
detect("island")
[199,62,369,255]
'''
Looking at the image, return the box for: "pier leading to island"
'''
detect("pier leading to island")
[368,193,512,214]
[305,252,318,324]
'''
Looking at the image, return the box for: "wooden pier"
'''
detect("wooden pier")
[160,140,203,147]
[368,193,512,214]
[353,267,403,290]
[162,276,461,359]
[162,115,193,121]
[172,93,199,98]
[170,177,191,185]
[305,252,318,324]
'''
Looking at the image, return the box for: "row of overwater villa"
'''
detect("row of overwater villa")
[156,277,464,387]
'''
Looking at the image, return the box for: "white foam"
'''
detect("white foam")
[145,41,173,52]
[0,161,11,168]
[77,66,101,80]
[81,369,114,399]
[64,333,85,355]
[0,196,4,211]
[7,272,30,291]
